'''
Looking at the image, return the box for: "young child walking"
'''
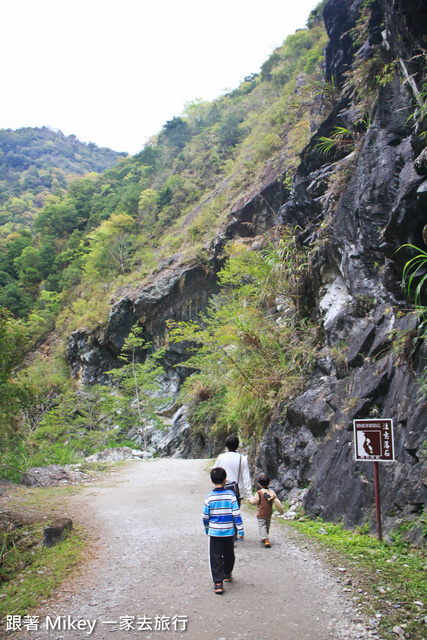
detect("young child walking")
[203,467,244,594]
[249,473,284,548]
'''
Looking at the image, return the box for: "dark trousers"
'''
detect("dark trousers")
[209,535,235,583]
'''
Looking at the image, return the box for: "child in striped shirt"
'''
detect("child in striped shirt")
[203,467,244,594]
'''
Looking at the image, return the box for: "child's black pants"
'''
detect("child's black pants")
[209,535,235,583]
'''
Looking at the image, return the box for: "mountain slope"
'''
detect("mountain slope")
[0,17,327,328]
[0,126,127,236]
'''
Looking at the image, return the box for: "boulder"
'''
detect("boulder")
[21,465,81,487]
[84,447,147,462]
[43,517,73,547]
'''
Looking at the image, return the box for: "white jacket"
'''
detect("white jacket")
[214,451,252,500]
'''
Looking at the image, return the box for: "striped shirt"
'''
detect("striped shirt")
[202,488,244,537]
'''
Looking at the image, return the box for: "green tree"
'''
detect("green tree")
[0,307,31,436]
[13,243,55,294]
[216,112,243,149]
[13,246,44,293]
[26,290,61,339]
[138,188,158,229]
[33,195,79,238]
[306,0,328,28]
[30,385,128,463]
[159,116,191,150]
[83,212,136,280]
[0,230,32,278]
[67,174,97,222]
[0,281,33,318]
[108,326,168,450]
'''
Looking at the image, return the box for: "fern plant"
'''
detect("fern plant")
[398,241,427,399]
[400,243,427,307]
[315,126,355,155]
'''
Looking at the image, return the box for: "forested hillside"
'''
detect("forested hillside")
[0,127,127,318]
[0,127,126,235]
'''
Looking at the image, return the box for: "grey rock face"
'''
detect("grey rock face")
[66,263,220,386]
[323,0,364,86]
[255,0,427,543]
[152,405,218,459]
[84,447,144,462]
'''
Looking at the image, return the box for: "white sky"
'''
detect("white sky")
[1,0,321,155]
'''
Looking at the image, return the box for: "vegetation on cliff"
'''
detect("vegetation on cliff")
[168,230,321,441]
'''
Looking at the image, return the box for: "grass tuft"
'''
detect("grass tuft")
[283,516,427,640]
[0,525,84,620]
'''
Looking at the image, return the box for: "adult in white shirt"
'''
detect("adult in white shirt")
[215,435,252,504]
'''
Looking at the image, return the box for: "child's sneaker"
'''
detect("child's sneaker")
[214,582,224,594]
[264,539,271,548]
[224,573,232,582]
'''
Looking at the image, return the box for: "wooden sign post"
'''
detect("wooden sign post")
[353,419,395,541]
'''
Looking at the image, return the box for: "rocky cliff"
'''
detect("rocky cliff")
[257,0,427,543]
[67,0,427,542]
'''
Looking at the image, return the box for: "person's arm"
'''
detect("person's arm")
[202,500,210,534]
[273,496,284,515]
[247,492,260,506]
[241,455,253,500]
[231,496,244,539]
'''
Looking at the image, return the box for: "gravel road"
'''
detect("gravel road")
[9,458,378,640]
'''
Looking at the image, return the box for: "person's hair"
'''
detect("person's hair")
[225,434,239,451]
[210,467,227,484]
[258,473,270,488]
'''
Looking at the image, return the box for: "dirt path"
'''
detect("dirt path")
[13,459,373,640]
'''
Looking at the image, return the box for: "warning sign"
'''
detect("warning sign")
[353,419,395,462]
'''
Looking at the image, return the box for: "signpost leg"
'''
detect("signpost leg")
[373,461,383,542]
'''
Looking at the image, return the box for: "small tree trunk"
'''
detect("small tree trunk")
[132,349,146,450]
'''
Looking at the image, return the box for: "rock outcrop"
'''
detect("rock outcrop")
[255,0,427,543]
[66,173,287,387]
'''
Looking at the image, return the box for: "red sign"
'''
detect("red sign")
[353,419,395,462]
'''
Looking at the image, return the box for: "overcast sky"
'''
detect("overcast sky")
[1,0,321,155]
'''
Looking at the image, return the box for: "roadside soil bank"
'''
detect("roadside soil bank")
[3,458,376,640]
